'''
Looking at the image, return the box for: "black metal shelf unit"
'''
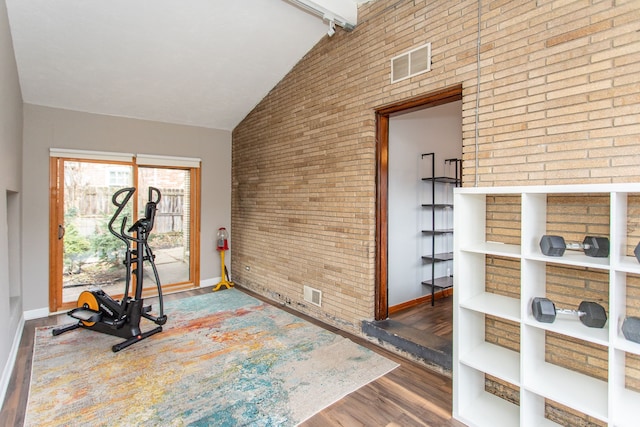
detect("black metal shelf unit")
[421,153,461,305]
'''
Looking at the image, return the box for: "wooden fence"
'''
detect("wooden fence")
[70,186,185,236]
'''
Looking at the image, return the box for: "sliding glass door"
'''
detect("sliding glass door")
[50,154,200,312]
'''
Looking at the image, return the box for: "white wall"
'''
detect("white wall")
[22,105,232,312]
[388,100,462,306]
[0,0,24,404]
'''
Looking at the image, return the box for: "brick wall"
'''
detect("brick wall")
[466,0,640,186]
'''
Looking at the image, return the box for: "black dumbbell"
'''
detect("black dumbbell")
[531,297,607,328]
[622,317,640,343]
[540,235,609,258]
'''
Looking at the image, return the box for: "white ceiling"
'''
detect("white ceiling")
[6,0,366,131]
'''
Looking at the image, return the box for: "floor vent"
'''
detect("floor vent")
[391,42,431,83]
[303,285,322,307]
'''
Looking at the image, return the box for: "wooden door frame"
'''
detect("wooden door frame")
[374,84,463,320]
[49,157,63,312]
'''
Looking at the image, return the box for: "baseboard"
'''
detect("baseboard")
[199,277,219,288]
[24,307,49,320]
[388,288,453,315]
[0,314,25,408]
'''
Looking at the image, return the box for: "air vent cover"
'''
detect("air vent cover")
[391,42,431,83]
[303,285,322,307]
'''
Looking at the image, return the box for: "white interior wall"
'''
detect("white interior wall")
[388,100,462,307]
[0,0,23,405]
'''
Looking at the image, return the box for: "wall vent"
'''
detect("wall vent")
[303,285,322,307]
[391,42,431,83]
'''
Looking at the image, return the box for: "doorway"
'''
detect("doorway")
[49,154,201,313]
[371,85,462,369]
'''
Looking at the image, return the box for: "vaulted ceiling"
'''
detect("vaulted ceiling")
[6,0,367,131]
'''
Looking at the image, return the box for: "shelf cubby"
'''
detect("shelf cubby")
[457,309,520,385]
[609,349,640,427]
[454,364,520,427]
[613,387,640,427]
[521,325,608,422]
[520,390,562,426]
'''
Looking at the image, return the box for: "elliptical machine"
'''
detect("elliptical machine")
[53,187,168,352]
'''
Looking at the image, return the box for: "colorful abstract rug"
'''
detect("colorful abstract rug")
[25,288,398,426]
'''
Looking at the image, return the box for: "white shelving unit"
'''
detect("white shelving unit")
[453,183,640,427]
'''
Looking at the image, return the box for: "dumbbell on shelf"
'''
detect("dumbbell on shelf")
[634,242,640,263]
[539,235,609,258]
[622,317,640,343]
[531,297,607,328]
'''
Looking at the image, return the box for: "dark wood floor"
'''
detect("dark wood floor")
[0,287,463,427]
[388,296,453,345]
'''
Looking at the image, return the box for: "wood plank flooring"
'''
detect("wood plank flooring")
[390,296,453,342]
[0,287,464,427]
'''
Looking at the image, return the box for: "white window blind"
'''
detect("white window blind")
[49,148,133,163]
[136,153,201,168]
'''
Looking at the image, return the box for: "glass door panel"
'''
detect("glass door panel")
[62,161,133,304]
[137,167,191,291]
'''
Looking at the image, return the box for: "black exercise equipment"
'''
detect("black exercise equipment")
[622,317,640,343]
[53,187,168,352]
[539,235,609,258]
[531,297,607,328]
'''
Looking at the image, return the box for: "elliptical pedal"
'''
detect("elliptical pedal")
[68,307,102,323]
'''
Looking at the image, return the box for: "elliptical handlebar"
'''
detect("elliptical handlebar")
[141,187,161,234]
[148,186,161,204]
[108,186,162,243]
[108,187,136,244]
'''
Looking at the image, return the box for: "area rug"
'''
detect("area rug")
[25,288,398,426]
